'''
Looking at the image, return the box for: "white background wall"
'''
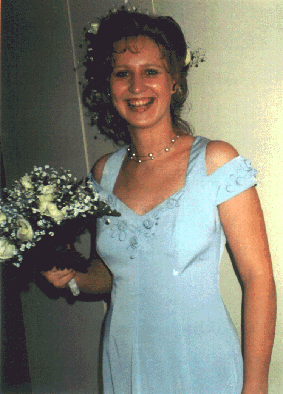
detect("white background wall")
[153,0,283,392]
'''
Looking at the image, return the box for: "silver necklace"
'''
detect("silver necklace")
[127,135,180,163]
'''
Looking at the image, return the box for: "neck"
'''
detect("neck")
[128,124,178,157]
[127,124,181,163]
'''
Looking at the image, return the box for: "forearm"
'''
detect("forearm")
[74,258,112,295]
[242,275,276,393]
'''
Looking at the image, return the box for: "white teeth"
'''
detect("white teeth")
[128,98,154,107]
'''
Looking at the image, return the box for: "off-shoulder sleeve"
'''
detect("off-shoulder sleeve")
[211,156,257,205]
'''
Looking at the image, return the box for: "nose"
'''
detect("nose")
[129,74,146,94]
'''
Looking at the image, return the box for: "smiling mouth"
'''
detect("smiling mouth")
[127,98,155,110]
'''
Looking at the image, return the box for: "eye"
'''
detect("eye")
[145,68,159,76]
[113,70,129,78]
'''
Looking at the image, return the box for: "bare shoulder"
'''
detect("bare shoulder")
[91,153,113,183]
[206,140,239,176]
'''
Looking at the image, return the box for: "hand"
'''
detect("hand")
[42,267,76,289]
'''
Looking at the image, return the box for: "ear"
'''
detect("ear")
[172,81,178,94]
[171,73,179,94]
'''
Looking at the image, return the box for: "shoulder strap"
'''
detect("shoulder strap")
[187,136,210,177]
[100,146,127,192]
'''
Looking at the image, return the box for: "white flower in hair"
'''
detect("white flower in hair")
[89,23,99,34]
[185,49,191,66]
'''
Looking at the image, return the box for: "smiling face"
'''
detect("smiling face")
[110,36,175,132]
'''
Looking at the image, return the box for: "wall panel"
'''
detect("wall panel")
[2,1,153,393]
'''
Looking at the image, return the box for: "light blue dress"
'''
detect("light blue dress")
[90,136,257,394]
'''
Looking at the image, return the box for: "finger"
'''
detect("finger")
[42,267,61,274]
[57,272,76,288]
[53,267,75,275]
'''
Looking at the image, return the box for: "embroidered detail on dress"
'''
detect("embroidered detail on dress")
[111,220,136,241]
[107,189,185,259]
[226,159,257,193]
[128,236,139,259]
[142,218,155,230]
[106,194,117,208]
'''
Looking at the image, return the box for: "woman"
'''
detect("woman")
[44,8,276,394]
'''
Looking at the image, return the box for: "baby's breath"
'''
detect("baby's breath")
[0,165,120,266]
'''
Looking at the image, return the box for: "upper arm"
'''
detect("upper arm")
[91,153,112,184]
[219,187,273,285]
[207,140,273,285]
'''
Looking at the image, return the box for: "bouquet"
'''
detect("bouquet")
[0,165,120,295]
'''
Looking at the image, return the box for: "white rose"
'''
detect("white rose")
[39,202,66,222]
[39,185,57,195]
[38,194,54,203]
[38,201,49,215]
[0,211,7,224]
[17,217,34,242]
[20,175,33,190]
[0,237,16,261]
[38,184,57,203]
[47,203,66,221]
